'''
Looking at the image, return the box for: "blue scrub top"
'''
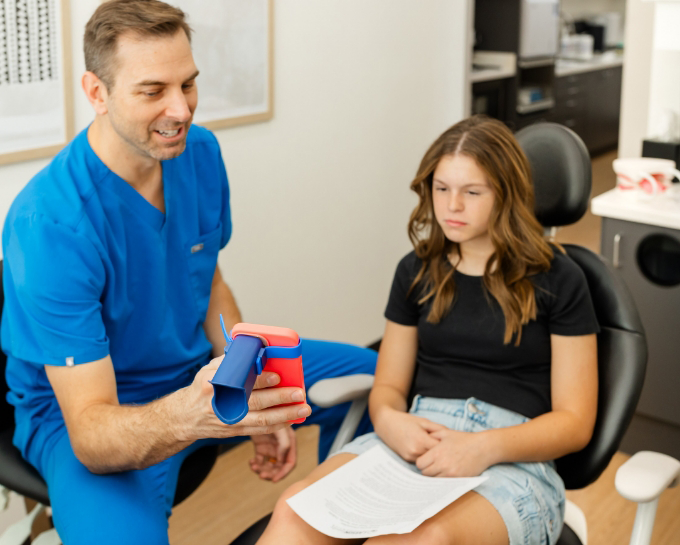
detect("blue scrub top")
[1,125,232,462]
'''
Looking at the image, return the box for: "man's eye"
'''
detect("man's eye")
[182,83,194,90]
[145,91,160,97]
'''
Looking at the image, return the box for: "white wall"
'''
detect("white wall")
[0,0,470,346]
[618,0,656,157]
[647,4,680,141]
[618,0,680,159]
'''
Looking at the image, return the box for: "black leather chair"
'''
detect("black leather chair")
[0,259,221,544]
[230,123,649,545]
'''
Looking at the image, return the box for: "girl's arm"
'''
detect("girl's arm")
[370,320,446,461]
[369,320,418,417]
[416,333,598,476]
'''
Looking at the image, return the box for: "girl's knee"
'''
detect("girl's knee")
[412,520,452,545]
[270,479,311,523]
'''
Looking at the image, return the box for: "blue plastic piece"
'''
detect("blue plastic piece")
[210,315,303,425]
[210,334,264,425]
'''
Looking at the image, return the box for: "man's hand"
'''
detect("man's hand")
[415,429,494,477]
[374,407,446,462]
[178,356,311,443]
[249,427,297,482]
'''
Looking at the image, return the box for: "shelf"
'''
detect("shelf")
[516,98,555,114]
[518,57,556,69]
[470,51,517,83]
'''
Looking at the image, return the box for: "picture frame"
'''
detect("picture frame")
[0,0,74,166]
[172,0,273,130]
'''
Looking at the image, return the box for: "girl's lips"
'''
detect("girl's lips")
[445,220,466,227]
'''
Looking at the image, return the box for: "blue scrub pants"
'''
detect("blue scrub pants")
[35,339,376,545]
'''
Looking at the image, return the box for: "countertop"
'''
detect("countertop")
[556,51,624,77]
[591,188,680,231]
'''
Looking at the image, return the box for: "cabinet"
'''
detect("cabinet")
[593,189,680,458]
[552,66,622,155]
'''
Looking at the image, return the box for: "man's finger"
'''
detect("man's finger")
[241,404,310,430]
[248,386,306,412]
[274,428,292,457]
[253,372,280,390]
[204,355,225,371]
[272,430,297,482]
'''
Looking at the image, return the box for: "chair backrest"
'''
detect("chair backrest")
[516,123,648,489]
[0,260,14,434]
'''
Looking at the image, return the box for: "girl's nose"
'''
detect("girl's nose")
[449,192,464,211]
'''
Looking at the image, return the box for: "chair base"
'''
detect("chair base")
[557,524,584,545]
[230,513,270,545]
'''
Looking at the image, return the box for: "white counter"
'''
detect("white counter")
[556,52,624,77]
[591,188,680,231]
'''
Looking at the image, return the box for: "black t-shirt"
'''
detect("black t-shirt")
[385,250,600,418]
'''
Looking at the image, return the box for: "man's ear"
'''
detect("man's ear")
[82,71,109,116]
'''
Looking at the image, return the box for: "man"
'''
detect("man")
[1,1,376,543]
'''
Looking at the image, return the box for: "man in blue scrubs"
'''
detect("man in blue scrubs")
[1,1,376,543]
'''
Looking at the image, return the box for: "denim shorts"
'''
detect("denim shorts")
[338,396,565,545]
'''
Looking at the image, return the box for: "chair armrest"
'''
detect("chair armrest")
[615,451,680,503]
[564,499,588,545]
[307,374,374,408]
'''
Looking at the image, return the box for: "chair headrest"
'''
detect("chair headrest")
[516,123,592,227]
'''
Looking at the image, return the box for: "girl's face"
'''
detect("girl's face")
[432,154,495,251]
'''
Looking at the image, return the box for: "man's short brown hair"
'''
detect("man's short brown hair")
[84,0,191,88]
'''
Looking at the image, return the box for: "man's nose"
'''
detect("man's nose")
[165,89,192,122]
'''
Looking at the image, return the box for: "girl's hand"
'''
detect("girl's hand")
[415,429,496,477]
[374,408,446,462]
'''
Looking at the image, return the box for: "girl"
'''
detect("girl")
[257,115,599,545]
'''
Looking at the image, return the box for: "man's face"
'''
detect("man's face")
[103,30,198,162]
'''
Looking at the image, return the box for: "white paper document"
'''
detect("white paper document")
[286,445,488,539]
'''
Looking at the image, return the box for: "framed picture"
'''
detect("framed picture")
[0,0,74,166]
[172,0,273,130]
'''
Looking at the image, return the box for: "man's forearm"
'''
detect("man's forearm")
[72,387,195,474]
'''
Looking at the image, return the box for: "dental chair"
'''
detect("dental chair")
[231,123,679,545]
[0,260,221,545]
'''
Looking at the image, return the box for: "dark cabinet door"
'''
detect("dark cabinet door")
[552,66,622,155]
[553,73,587,138]
[584,67,623,154]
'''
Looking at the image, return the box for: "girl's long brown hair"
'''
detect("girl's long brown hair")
[408,115,555,345]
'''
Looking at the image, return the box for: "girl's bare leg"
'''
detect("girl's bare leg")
[257,454,508,545]
[365,491,508,545]
[256,453,365,545]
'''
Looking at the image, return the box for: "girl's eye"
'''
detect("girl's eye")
[435,186,447,192]
[467,191,480,196]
